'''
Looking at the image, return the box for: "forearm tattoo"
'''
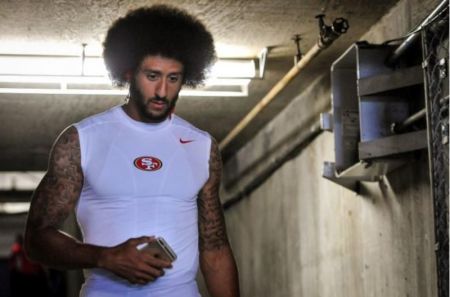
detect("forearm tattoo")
[198,138,229,251]
[28,126,83,230]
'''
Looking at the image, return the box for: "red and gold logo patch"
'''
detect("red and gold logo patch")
[134,156,163,171]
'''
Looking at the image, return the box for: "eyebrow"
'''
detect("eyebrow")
[141,69,183,76]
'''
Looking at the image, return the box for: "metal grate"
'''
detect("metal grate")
[422,8,449,297]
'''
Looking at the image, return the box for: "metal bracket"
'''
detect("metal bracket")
[258,47,269,79]
[320,112,333,132]
[322,162,359,193]
[292,34,303,65]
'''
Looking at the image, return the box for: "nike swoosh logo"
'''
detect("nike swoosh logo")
[180,138,194,144]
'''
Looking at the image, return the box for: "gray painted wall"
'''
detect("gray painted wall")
[225,138,435,297]
[221,0,441,296]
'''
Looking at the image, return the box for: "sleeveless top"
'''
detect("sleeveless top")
[74,105,211,297]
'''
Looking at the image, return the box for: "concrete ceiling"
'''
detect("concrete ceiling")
[0,0,401,171]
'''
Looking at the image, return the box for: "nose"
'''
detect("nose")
[155,78,168,98]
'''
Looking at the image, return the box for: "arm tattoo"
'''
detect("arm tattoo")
[198,138,229,251]
[28,126,83,230]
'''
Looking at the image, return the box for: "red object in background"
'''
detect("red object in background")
[8,234,49,297]
[9,241,44,275]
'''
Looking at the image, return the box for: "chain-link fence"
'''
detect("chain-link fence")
[422,7,449,297]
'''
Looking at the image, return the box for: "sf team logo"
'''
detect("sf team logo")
[134,156,163,171]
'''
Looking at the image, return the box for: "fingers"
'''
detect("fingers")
[139,249,173,269]
[126,257,168,285]
[103,236,173,285]
[113,257,165,285]
[127,236,155,248]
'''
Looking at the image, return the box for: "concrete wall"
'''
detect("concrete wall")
[221,0,440,296]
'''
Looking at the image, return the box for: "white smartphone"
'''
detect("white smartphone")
[140,237,177,262]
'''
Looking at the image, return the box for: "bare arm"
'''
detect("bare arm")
[25,126,98,269]
[198,138,240,297]
[25,126,170,284]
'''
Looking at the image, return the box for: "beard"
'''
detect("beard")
[129,79,178,123]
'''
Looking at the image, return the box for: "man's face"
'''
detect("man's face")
[129,55,184,123]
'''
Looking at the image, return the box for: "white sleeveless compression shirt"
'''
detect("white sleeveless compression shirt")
[74,105,211,297]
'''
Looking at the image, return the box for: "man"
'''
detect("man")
[24,5,240,297]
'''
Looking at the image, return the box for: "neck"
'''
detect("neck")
[122,101,170,124]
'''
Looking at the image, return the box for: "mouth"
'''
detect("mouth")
[148,99,168,111]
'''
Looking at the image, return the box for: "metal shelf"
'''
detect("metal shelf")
[322,42,427,192]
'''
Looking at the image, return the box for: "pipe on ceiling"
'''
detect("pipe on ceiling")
[219,16,348,150]
[219,43,323,150]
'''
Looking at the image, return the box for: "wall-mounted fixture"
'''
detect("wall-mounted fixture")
[321,42,428,192]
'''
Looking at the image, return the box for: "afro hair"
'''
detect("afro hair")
[103,5,216,87]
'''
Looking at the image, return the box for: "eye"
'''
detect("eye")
[146,72,159,81]
[168,74,181,83]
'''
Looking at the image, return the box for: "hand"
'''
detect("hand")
[98,236,173,285]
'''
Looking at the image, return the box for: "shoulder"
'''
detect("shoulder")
[171,114,211,142]
[51,126,80,152]
[49,125,81,169]
[74,105,121,131]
